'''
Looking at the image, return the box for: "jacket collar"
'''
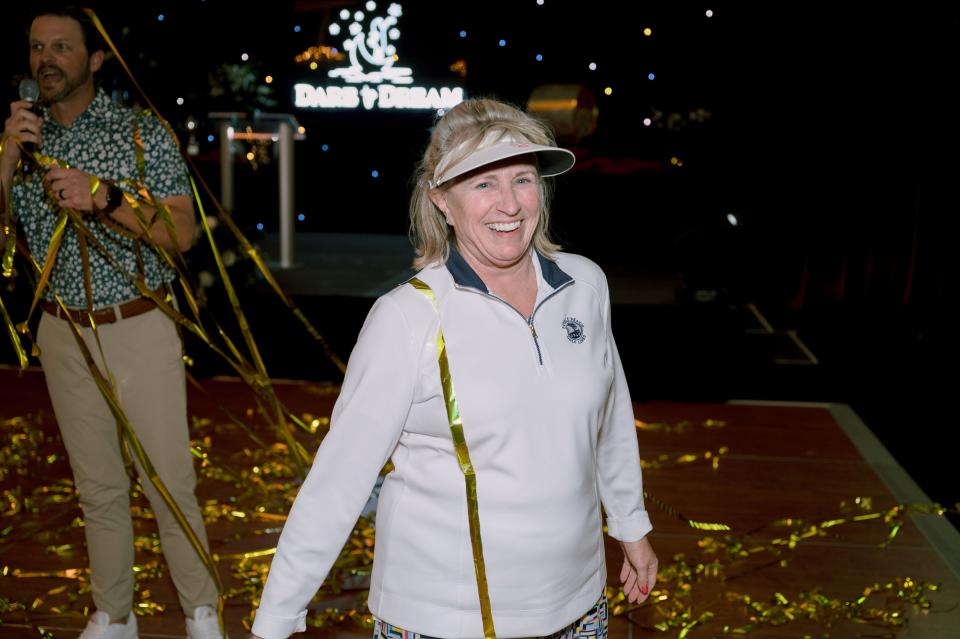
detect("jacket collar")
[446,244,573,293]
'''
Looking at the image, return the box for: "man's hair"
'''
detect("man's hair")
[28,2,105,54]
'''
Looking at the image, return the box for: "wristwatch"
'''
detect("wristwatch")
[97,181,124,215]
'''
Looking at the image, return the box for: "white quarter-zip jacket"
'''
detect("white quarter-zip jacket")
[252,249,651,639]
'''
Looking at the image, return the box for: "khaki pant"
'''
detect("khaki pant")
[38,307,217,620]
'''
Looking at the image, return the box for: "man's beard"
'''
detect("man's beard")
[37,63,92,103]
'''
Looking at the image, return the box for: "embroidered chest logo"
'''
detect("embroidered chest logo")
[562,317,586,344]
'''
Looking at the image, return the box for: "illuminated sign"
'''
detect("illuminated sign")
[294,2,464,111]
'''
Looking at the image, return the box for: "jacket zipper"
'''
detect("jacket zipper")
[527,321,543,364]
[457,281,573,366]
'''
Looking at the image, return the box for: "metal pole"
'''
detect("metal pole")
[219,121,233,213]
[278,121,295,268]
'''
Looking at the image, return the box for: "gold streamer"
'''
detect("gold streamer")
[88,5,347,377]
[409,278,496,639]
[84,9,347,390]
[184,167,348,375]
[24,211,69,323]
[0,293,27,368]
[67,24,350,529]
[82,10,166,131]
[190,178,308,477]
[1,146,18,278]
[643,490,731,532]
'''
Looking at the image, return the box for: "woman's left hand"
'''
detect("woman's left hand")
[619,536,658,604]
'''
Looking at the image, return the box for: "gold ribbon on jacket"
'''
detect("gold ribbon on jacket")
[409,278,496,639]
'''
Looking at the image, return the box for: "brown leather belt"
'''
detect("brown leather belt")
[41,292,161,327]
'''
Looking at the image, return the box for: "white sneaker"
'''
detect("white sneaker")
[78,611,138,639]
[186,605,227,639]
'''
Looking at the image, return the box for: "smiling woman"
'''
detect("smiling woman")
[429,156,542,309]
[251,98,658,639]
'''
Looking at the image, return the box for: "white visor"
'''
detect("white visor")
[432,133,575,187]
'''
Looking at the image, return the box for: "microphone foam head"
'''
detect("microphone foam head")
[19,78,40,103]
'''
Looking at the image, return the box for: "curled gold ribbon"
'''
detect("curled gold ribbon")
[644,490,731,532]
[410,278,496,639]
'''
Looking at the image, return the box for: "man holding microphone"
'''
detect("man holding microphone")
[1,4,222,638]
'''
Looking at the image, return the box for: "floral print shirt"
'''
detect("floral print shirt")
[11,90,190,308]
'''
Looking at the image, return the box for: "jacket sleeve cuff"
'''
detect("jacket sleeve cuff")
[251,608,307,639]
[606,510,652,542]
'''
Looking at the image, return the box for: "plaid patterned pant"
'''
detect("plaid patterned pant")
[373,595,608,639]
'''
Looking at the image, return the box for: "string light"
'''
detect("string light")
[588,62,597,71]
[295,46,345,64]
[265,75,274,84]
[241,53,249,61]
[535,53,543,62]
[644,27,653,36]
[450,59,467,77]
[604,87,613,96]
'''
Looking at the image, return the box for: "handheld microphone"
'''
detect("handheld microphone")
[18,78,40,174]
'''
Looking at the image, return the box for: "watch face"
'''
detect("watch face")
[107,185,123,207]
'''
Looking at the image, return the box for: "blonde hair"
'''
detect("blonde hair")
[409,98,563,269]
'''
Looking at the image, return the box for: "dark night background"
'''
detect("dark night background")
[2,2,958,521]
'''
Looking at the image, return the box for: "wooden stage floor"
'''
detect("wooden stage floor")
[1,367,957,638]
